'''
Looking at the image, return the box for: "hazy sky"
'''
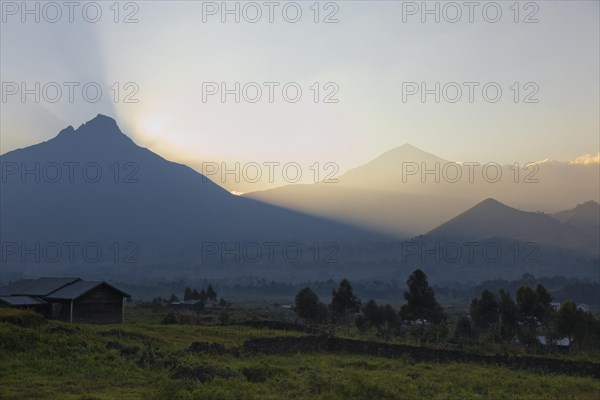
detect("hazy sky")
[1,1,599,188]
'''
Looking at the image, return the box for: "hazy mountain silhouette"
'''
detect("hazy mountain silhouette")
[554,200,600,226]
[426,198,599,255]
[246,144,599,237]
[337,143,450,189]
[245,144,472,236]
[0,115,377,265]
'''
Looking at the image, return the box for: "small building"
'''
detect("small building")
[169,299,204,312]
[537,335,571,348]
[577,303,590,312]
[0,277,131,324]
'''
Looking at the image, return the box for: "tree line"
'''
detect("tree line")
[294,269,600,352]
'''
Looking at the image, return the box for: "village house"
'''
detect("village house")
[0,277,131,324]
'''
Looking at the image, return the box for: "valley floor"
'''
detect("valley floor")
[1,308,599,400]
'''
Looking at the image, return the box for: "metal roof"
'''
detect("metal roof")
[0,277,80,296]
[45,280,131,300]
[0,296,47,306]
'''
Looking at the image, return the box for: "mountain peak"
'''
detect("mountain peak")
[381,143,450,162]
[76,114,122,135]
[46,114,137,152]
[554,200,600,225]
[475,198,508,209]
[427,197,562,240]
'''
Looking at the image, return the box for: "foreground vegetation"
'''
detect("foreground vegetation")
[1,307,599,400]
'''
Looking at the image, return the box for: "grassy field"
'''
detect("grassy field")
[1,307,599,400]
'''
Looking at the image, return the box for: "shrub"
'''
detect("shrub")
[0,308,46,328]
[239,362,281,383]
[161,311,178,324]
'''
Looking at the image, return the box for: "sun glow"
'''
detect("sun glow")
[136,114,168,139]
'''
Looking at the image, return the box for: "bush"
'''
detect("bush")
[161,311,178,324]
[0,308,46,328]
[239,362,281,383]
[178,311,202,325]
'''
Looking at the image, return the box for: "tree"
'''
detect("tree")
[183,287,193,301]
[151,297,164,312]
[470,290,499,340]
[206,284,217,301]
[199,289,208,302]
[516,286,538,325]
[362,300,386,328]
[400,269,444,324]
[470,290,499,342]
[498,289,518,341]
[169,293,179,303]
[381,304,398,326]
[331,279,361,319]
[453,316,475,344]
[516,284,555,342]
[192,288,200,300]
[556,300,587,350]
[294,287,321,322]
[516,285,554,348]
[557,301,577,338]
[534,284,554,323]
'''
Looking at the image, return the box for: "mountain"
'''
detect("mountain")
[335,143,450,190]
[554,201,600,226]
[426,198,599,255]
[244,144,470,237]
[427,198,562,240]
[0,115,377,266]
[245,145,599,237]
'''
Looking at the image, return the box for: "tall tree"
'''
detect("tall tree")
[470,290,499,331]
[294,287,321,322]
[183,287,193,301]
[199,289,208,302]
[534,284,554,323]
[516,286,538,325]
[556,300,585,350]
[331,279,361,318]
[362,300,386,328]
[400,269,444,323]
[206,284,217,301]
[192,288,200,300]
[453,316,475,344]
[498,289,518,341]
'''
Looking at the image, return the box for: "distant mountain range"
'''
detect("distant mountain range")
[1,115,597,279]
[427,198,599,255]
[0,115,375,265]
[245,144,599,237]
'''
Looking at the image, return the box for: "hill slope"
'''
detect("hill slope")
[0,115,376,265]
[426,198,598,255]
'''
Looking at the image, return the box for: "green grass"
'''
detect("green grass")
[1,308,598,400]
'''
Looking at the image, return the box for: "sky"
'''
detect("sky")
[1,1,599,192]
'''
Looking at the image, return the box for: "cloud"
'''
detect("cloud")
[569,153,600,165]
